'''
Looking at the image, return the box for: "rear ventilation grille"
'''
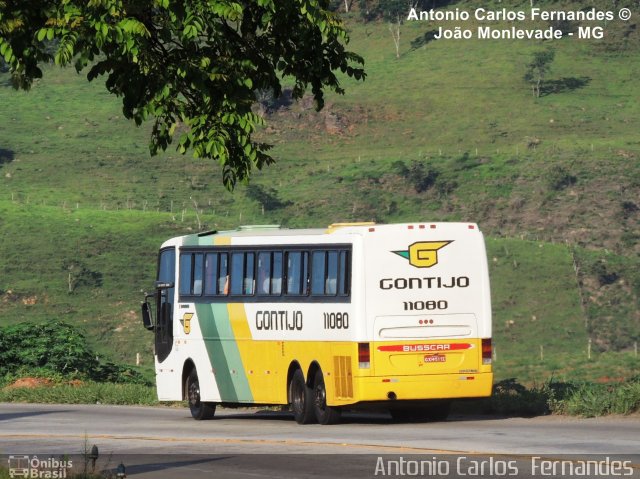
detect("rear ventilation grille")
[333,356,354,399]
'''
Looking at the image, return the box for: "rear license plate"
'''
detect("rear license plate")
[424,354,446,363]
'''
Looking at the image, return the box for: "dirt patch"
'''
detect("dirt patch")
[4,377,85,389]
[595,376,627,384]
[0,290,46,306]
[5,377,54,389]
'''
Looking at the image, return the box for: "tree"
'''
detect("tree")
[0,0,365,189]
[387,7,402,59]
[523,48,555,98]
[384,0,416,59]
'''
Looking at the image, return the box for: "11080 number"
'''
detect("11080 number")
[403,300,448,311]
[324,312,349,330]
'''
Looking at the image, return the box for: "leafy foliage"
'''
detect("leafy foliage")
[0,0,365,189]
[547,165,577,191]
[0,4,638,384]
[394,159,440,193]
[560,379,640,417]
[486,377,640,417]
[357,0,453,22]
[524,49,555,98]
[490,378,552,416]
[0,321,150,384]
[62,259,103,293]
[0,382,157,405]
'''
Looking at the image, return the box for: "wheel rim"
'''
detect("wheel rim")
[314,382,326,411]
[292,381,304,412]
[189,379,200,408]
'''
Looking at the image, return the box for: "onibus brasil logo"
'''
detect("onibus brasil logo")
[8,456,73,478]
[393,241,452,268]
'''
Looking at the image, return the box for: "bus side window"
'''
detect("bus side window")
[193,253,204,296]
[286,251,308,296]
[204,253,218,295]
[244,253,255,295]
[179,253,192,296]
[257,252,271,295]
[339,250,350,296]
[218,253,229,295]
[179,252,204,296]
[272,252,283,295]
[326,251,339,295]
[230,253,244,295]
[311,251,326,295]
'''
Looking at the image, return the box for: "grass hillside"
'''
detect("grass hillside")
[0,1,638,383]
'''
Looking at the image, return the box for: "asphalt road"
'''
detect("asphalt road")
[1,403,639,478]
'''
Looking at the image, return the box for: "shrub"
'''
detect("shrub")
[490,378,551,416]
[0,321,150,385]
[558,378,640,417]
[394,160,440,193]
[0,322,97,377]
[547,165,577,191]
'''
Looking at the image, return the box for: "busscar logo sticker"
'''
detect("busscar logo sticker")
[393,241,452,268]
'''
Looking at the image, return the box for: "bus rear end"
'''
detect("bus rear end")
[357,223,492,414]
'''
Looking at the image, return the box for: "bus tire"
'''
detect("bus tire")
[312,371,341,425]
[290,369,315,424]
[187,369,216,420]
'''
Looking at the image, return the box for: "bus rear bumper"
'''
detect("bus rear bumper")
[345,372,493,404]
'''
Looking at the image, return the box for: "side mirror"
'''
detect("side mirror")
[141,300,154,331]
[155,281,174,290]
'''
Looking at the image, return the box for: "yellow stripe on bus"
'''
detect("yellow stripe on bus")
[213,236,232,246]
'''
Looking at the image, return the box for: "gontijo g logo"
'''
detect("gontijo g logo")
[393,241,452,268]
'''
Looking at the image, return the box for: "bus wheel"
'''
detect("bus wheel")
[312,371,341,425]
[290,369,315,424]
[187,369,216,420]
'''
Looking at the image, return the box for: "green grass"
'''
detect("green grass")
[0,200,185,363]
[3,374,638,417]
[488,238,586,353]
[487,376,640,417]
[0,382,158,405]
[0,1,638,386]
[494,350,640,385]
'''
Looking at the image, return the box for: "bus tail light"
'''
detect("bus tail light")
[358,342,370,369]
[482,338,492,365]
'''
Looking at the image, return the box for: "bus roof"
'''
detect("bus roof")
[166,222,481,246]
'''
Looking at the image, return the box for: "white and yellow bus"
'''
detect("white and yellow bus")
[142,222,493,424]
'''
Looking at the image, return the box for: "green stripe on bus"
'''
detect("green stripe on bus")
[182,235,201,246]
[195,303,253,402]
